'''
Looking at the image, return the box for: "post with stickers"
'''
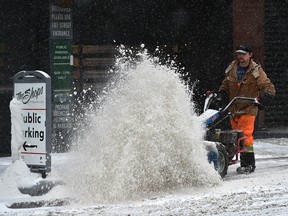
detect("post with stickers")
[11,71,51,178]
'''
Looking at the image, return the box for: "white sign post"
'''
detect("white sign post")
[12,71,51,178]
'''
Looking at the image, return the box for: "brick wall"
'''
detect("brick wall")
[233,0,265,65]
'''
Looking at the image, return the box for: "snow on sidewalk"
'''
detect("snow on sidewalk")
[0,138,288,215]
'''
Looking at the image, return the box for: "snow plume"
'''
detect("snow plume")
[66,46,221,204]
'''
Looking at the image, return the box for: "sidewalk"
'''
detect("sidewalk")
[254,127,288,139]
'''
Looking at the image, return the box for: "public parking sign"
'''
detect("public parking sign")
[13,71,51,177]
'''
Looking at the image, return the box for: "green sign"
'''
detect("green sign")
[52,40,71,93]
[50,3,73,133]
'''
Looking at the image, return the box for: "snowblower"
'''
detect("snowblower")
[200,91,262,178]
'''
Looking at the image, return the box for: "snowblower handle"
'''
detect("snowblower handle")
[220,97,260,113]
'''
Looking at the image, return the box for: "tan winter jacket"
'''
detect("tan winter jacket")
[219,59,276,116]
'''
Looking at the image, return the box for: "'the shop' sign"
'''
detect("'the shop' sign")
[12,71,51,177]
[15,86,44,104]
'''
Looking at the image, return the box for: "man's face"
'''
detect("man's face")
[237,52,252,65]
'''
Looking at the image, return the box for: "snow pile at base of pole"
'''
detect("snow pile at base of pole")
[66,47,221,203]
[0,159,38,199]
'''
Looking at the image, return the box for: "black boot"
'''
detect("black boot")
[237,152,256,174]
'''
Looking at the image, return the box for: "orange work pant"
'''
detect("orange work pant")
[230,115,256,152]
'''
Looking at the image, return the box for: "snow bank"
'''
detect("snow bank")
[0,159,39,199]
[64,47,221,204]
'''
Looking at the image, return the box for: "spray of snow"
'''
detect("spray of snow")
[65,47,221,204]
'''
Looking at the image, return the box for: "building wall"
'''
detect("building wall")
[264,0,288,126]
[233,0,265,65]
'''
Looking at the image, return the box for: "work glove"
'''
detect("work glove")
[217,89,227,101]
[217,89,228,110]
[258,91,274,108]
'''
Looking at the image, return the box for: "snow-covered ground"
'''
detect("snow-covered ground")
[1,138,288,216]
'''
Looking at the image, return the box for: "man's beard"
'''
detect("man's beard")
[239,58,245,63]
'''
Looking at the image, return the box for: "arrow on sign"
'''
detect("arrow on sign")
[23,141,38,151]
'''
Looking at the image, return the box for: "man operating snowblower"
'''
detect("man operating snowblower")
[218,43,276,174]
